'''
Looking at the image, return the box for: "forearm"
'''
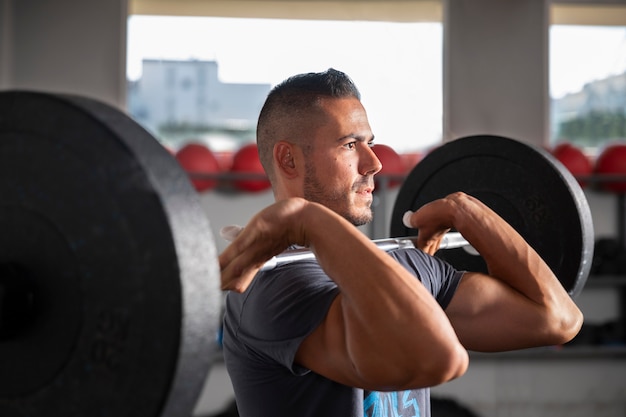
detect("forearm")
[450,194,564,305]
[440,193,583,344]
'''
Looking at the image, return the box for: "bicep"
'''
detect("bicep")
[295,290,466,391]
[445,272,555,351]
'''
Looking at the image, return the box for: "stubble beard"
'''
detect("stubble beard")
[303,163,373,227]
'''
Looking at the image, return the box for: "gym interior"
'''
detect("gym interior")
[1,1,625,416]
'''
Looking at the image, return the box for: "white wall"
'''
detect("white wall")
[432,357,626,417]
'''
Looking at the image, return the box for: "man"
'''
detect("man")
[219,69,583,417]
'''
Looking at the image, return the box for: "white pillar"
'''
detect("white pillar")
[3,0,128,109]
[0,0,14,89]
[443,0,550,147]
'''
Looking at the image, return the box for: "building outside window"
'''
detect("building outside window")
[126,16,443,154]
[550,25,626,151]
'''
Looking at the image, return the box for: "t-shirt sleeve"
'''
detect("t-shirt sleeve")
[229,260,339,375]
[387,248,464,309]
[227,248,462,377]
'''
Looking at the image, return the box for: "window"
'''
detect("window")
[126,16,443,154]
[550,25,626,150]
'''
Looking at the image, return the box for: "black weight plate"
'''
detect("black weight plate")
[0,91,221,417]
[390,135,594,298]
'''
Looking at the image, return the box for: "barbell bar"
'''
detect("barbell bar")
[260,232,473,272]
[0,91,594,417]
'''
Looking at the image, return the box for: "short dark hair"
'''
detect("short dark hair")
[256,69,361,180]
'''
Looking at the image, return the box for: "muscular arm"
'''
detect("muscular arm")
[220,198,468,391]
[406,192,584,352]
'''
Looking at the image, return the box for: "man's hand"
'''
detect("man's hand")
[403,193,465,255]
[406,192,583,350]
[219,198,310,292]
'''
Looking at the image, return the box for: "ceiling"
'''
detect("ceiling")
[129,0,626,25]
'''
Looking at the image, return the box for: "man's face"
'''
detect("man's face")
[301,97,382,226]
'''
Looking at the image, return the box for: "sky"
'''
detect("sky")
[127,16,626,152]
[550,25,626,99]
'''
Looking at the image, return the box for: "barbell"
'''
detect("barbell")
[0,91,594,417]
[259,232,473,271]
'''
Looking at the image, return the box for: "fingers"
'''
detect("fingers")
[218,198,311,292]
[402,205,452,255]
[219,224,258,291]
[219,227,264,292]
[404,210,440,253]
[219,241,266,293]
[220,258,262,293]
[218,204,298,292]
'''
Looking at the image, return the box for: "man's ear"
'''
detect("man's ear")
[274,142,298,178]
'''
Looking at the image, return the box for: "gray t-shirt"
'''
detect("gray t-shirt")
[223,247,464,417]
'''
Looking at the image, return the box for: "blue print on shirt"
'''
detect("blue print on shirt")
[363,391,421,417]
